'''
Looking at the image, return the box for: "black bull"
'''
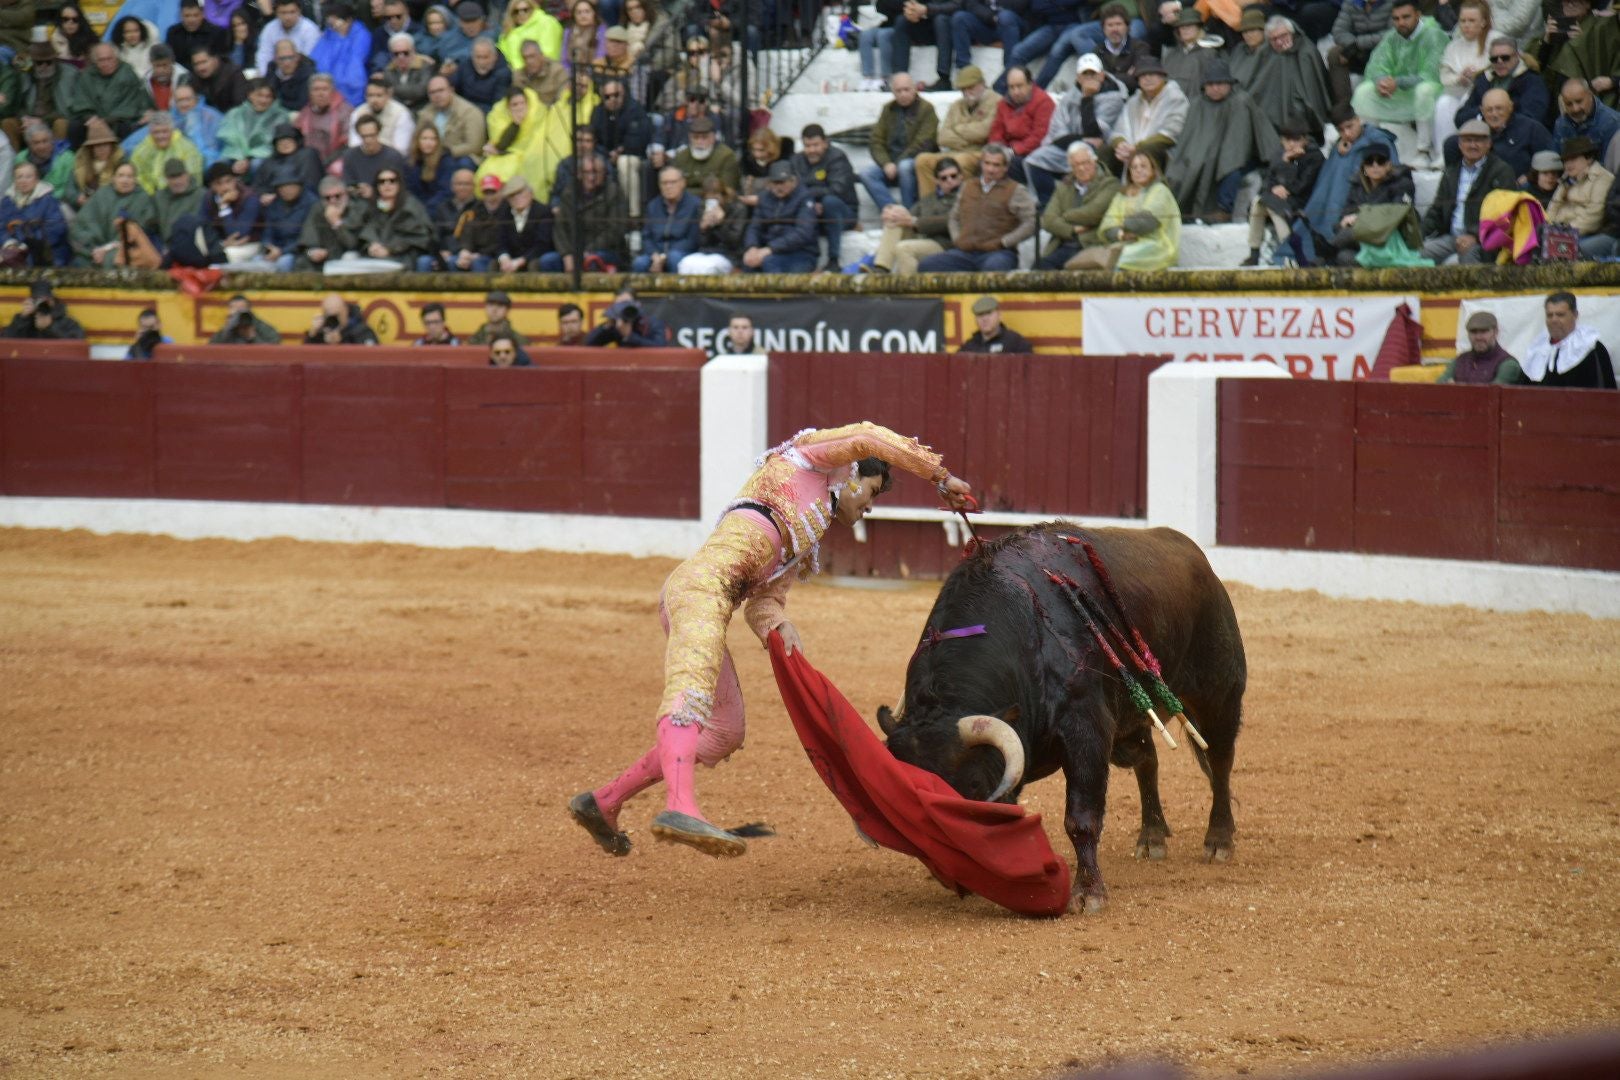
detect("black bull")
[878,524,1246,912]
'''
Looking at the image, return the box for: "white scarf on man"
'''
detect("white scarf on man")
[1520,322,1600,382]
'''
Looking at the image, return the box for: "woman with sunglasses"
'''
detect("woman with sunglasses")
[51,5,99,67]
[499,0,562,69]
[570,425,974,859]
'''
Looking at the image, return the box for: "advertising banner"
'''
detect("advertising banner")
[1083,296,1421,380]
[645,296,946,355]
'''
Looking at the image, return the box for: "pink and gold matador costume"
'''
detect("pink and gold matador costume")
[576,422,950,854]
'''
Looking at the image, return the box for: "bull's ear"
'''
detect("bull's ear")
[877,705,900,735]
[999,705,1020,725]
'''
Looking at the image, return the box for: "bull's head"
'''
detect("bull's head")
[877,705,1025,803]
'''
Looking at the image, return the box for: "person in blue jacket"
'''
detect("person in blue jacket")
[0,160,72,266]
[633,166,702,272]
[311,1,372,108]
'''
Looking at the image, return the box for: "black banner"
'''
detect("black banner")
[645,296,946,355]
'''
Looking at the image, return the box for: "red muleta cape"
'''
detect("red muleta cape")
[767,632,1072,917]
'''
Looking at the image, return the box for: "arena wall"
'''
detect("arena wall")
[2,350,1616,618]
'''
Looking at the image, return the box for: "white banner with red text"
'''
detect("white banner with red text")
[1083,296,1422,381]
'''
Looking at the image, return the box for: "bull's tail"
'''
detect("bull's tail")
[1190,742,1214,785]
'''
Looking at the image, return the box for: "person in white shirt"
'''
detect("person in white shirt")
[347,74,416,155]
[256,0,321,74]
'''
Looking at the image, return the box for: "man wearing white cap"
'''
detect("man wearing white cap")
[1023,54,1126,207]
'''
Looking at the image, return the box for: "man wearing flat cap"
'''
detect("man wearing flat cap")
[668,116,742,194]
[1167,58,1275,222]
[1438,311,1524,385]
[469,289,528,346]
[959,296,1033,354]
[439,2,498,70]
[914,65,1002,199]
[741,159,819,273]
[1421,117,1513,263]
[1522,149,1563,208]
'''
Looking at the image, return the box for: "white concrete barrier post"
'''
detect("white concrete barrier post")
[1145,362,1292,547]
[699,354,770,527]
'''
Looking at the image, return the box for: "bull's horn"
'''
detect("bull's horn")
[957,715,1025,803]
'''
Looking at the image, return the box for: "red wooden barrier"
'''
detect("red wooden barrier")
[150,344,708,369]
[1217,380,1620,572]
[767,353,1167,578]
[1,357,700,518]
[0,340,93,361]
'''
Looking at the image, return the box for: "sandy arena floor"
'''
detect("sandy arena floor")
[1,528,1617,1079]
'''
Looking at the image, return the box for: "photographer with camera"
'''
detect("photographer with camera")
[208,294,283,345]
[126,309,175,360]
[0,161,71,268]
[303,292,379,346]
[2,281,86,340]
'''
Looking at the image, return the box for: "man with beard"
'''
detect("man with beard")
[1553,78,1620,163]
[667,117,740,195]
[1167,59,1275,223]
[21,44,75,142]
[914,65,1000,197]
[1349,0,1446,165]
[295,75,353,168]
[1437,310,1523,384]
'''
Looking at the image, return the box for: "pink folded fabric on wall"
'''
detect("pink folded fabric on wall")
[767,631,1072,917]
[1478,189,1546,266]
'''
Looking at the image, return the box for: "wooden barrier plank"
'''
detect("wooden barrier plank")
[443,369,584,511]
[1,358,154,497]
[1499,386,1620,438]
[1498,523,1620,572]
[151,364,302,502]
[1499,434,1620,488]
[1355,383,1496,446]
[301,365,445,506]
[1217,380,1354,550]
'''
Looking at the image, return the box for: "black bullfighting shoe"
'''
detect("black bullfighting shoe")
[569,792,632,857]
[650,810,747,858]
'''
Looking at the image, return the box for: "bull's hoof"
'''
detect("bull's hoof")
[569,792,631,857]
[1204,839,1235,863]
[1070,891,1108,915]
[1135,839,1168,861]
[651,811,747,858]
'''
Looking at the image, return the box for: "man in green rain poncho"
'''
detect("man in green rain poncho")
[1350,0,1447,164]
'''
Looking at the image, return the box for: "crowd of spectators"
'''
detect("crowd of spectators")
[0,0,1618,273]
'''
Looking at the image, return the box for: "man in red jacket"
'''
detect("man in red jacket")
[988,64,1054,181]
